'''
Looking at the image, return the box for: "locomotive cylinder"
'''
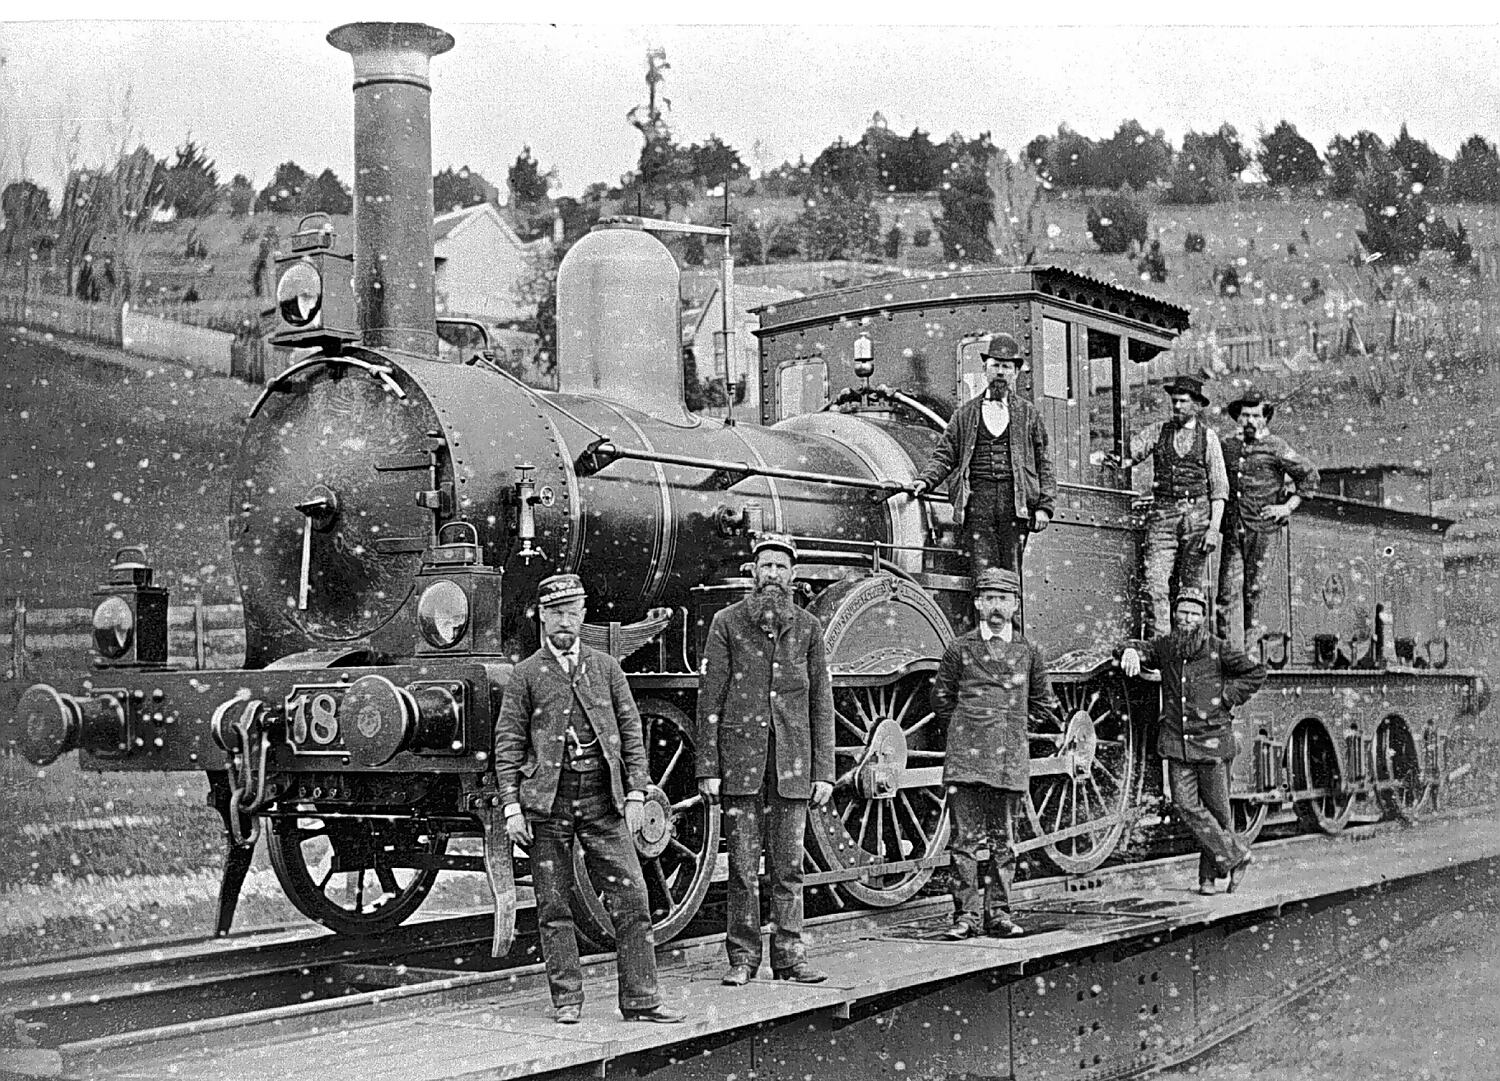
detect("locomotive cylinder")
[327,22,454,357]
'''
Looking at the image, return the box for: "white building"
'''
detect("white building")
[432,203,549,325]
[686,284,801,418]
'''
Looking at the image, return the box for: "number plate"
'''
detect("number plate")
[285,683,348,755]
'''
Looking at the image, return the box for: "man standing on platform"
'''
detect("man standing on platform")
[900,333,1057,581]
[933,567,1056,939]
[697,533,836,987]
[1117,587,1265,896]
[1218,392,1320,651]
[494,573,685,1026]
[1105,374,1228,637]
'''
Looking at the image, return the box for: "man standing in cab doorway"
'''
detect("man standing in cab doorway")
[697,533,836,987]
[1117,587,1265,896]
[932,567,1056,938]
[1218,391,1319,652]
[899,332,1057,582]
[493,573,685,1026]
[1106,374,1228,637]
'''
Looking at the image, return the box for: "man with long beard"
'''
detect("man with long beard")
[697,534,835,986]
[1117,587,1265,896]
[932,567,1056,939]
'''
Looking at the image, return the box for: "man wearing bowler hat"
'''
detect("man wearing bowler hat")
[1218,391,1319,651]
[493,573,684,1026]
[697,533,835,987]
[1105,374,1228,637]
[932,566,1056,938]
[898,332,1056,584]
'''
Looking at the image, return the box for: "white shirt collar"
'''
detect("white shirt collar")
[978,621,1014,644]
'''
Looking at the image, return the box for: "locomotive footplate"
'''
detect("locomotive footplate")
[7,663,505,774]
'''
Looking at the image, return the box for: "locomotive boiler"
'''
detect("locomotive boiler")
[6,20,1492,954]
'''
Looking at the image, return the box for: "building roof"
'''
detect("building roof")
[431,202,548,252]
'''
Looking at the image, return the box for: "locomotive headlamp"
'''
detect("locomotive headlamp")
[418,580,471,649]
[276,261,323,327]
[92,596,135,659]
[270,213,357,349]
[853,333,875,380]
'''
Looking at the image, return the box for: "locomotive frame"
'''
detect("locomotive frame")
[4,21,1491,955]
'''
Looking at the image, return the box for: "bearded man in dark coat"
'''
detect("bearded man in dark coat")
[932,567,1056,938]
[1117,586,1265,895]
[697,533,835,986]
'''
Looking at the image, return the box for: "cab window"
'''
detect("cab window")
[776,357,828,418]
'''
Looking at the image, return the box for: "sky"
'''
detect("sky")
[1,7,1498,202]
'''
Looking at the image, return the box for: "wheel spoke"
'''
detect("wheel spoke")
[836,711,867,741]
[656,739,686,788]
[670,793,704,813]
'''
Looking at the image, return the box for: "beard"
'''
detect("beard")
[986,381,1008,401]
[547,627,577,650]
[1168,625,1208,655]
[748,581,795,631]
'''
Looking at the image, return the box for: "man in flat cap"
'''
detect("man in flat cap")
[697,533,835,986]
[932,567,1056,938]
[1116,586,1264,895]
[899,332,1056,584]
[1105,374,1228,637]
[1217,392,1320,651]
[494,573,684,1026]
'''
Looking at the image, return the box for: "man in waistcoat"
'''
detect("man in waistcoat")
[493,573,684,1026]
[1117,587,1265,895]
[1106,375,1228,637]
[697,533,835,987]
[899,333,1057,582]
[1217,392,1320,651]
[932,567,1056,939]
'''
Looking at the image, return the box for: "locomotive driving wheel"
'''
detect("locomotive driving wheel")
[1230,797,1270,843]
[1374,714,1427,818]
[267,814,448,935]
[1025,675,1138,874]
[570,698,720,950]
[1289,719,1354,833]
[807,673,951,907]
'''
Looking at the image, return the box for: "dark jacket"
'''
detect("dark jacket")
[696,600,835,799]
[1122,633,1265,762]
[1222,432,1320,535]
[917,390,1056,526]
[932,628,1054,792]
[493,643,651,817]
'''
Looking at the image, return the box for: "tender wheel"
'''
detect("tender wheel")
[570,699,719,949]
[1289,720,1354,833]
[268,814,446,935]
[807,673,951,907]
[1026,676,1138,874]
[1374,715,1426,817]
[1231,798,1270,843]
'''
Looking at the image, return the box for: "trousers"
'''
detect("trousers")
[1166,757,1249,882]
[964,481,1030,581]
[1144,497,1212,637]
[1216,526,1276,651]
[722,746,810,972]
[948,783,1021,928]
[528,768,660,1011]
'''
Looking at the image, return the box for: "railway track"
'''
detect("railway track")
[0,811,1449,1065]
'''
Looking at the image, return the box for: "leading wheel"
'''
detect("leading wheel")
[570,698,719,949]
[1289,719,1354,833]
[1026,676,1138,874]
[1374,714,1426,818]
[1230,798,1270,843]
[268,814,446,935]
[807,673,951,907]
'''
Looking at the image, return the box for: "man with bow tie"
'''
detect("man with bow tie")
[493,573,684,1026]
[899,332,1057,583]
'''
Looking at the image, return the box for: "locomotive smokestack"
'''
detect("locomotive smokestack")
[328,22,454,357]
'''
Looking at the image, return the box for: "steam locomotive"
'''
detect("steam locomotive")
[6,22,1492,953]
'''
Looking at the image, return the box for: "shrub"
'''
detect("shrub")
[884,225,902,258]
[912,227,932,248]
[1086,194,1148,255]
[1140,240,1168,283]
[1216,264,1240,296]
[1184,231,1206,253]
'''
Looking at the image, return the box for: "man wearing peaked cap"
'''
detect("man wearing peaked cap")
[931,564,1057,939]
[493,573,684,1025]
[698,531,835,986]
[895,331,1057,585]
[1105,373,1228,637]
[1218,392,1320,651]
[1116,585,1265,897]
